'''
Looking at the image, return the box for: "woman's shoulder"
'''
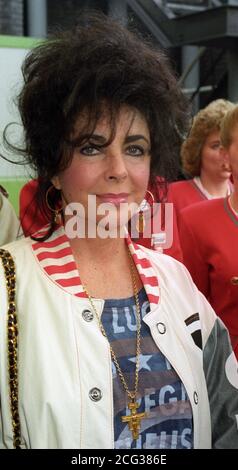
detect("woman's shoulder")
[0,236,33,261]
[167,180,201,210]
[0,238,35,300]
[168,179,194,193]
[180,197,225,223]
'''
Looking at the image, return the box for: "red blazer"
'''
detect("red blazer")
[168,179,206,216]
[179,197,238,357]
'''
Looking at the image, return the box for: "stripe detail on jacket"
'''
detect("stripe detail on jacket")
[32,225,160,307]
[185,313,202,350]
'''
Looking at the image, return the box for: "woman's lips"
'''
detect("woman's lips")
[97,193,129,205]
[222,166,231,172]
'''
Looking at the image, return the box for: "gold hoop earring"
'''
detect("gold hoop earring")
[145,190,155,204]
[45,185,62,224]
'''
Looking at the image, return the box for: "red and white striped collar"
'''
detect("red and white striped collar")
[32,225,160,310]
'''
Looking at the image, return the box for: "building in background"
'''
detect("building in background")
[1,0,238,110]
[0,0,23,35]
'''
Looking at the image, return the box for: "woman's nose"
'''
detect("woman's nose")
[105,151,128,181]
[219,146,229,162]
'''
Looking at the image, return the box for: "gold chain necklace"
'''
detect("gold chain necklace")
[82,247,146,440]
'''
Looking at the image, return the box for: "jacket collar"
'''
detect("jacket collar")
[32,225,160,310]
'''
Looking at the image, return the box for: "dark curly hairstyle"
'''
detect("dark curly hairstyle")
[4,11,190,236]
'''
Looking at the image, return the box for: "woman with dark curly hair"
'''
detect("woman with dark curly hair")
[0,13,237,449]
[168,99,234,223]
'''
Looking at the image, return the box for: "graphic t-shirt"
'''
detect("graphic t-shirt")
[101,288,193,449]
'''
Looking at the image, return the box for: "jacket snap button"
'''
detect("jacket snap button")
[82,309,94,322]
[231,276,238,286]
[89,387,102,402]
[193,391,198,404]
[157,322,166,334]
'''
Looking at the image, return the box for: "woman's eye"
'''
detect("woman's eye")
[80,145,101,155]
[126,145,144,156]
[211,143,220,150]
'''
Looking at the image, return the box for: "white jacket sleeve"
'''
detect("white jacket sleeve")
[0,193,20,246]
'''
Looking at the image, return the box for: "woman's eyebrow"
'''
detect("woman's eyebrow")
[125,135,150,144]
[80,134,107,143]
[79,134,150,145]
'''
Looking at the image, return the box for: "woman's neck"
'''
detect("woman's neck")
[199,173,230,198]
[69,235,127,264]
[69,235,142,299]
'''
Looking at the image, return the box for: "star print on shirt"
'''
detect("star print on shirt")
[129,354,153,371]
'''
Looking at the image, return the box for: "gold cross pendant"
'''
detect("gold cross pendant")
[122,400,146,440]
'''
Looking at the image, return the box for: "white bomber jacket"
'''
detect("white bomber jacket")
[0,227,238,449]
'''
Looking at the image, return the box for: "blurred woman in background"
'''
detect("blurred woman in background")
[180,105,238,358]
[168,99,234,224]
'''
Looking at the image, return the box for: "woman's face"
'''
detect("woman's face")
[52,105,151,231]
[223,126,238,185]
[200,129,231,182]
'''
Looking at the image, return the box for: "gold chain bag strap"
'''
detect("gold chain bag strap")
[0,249,21,448]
